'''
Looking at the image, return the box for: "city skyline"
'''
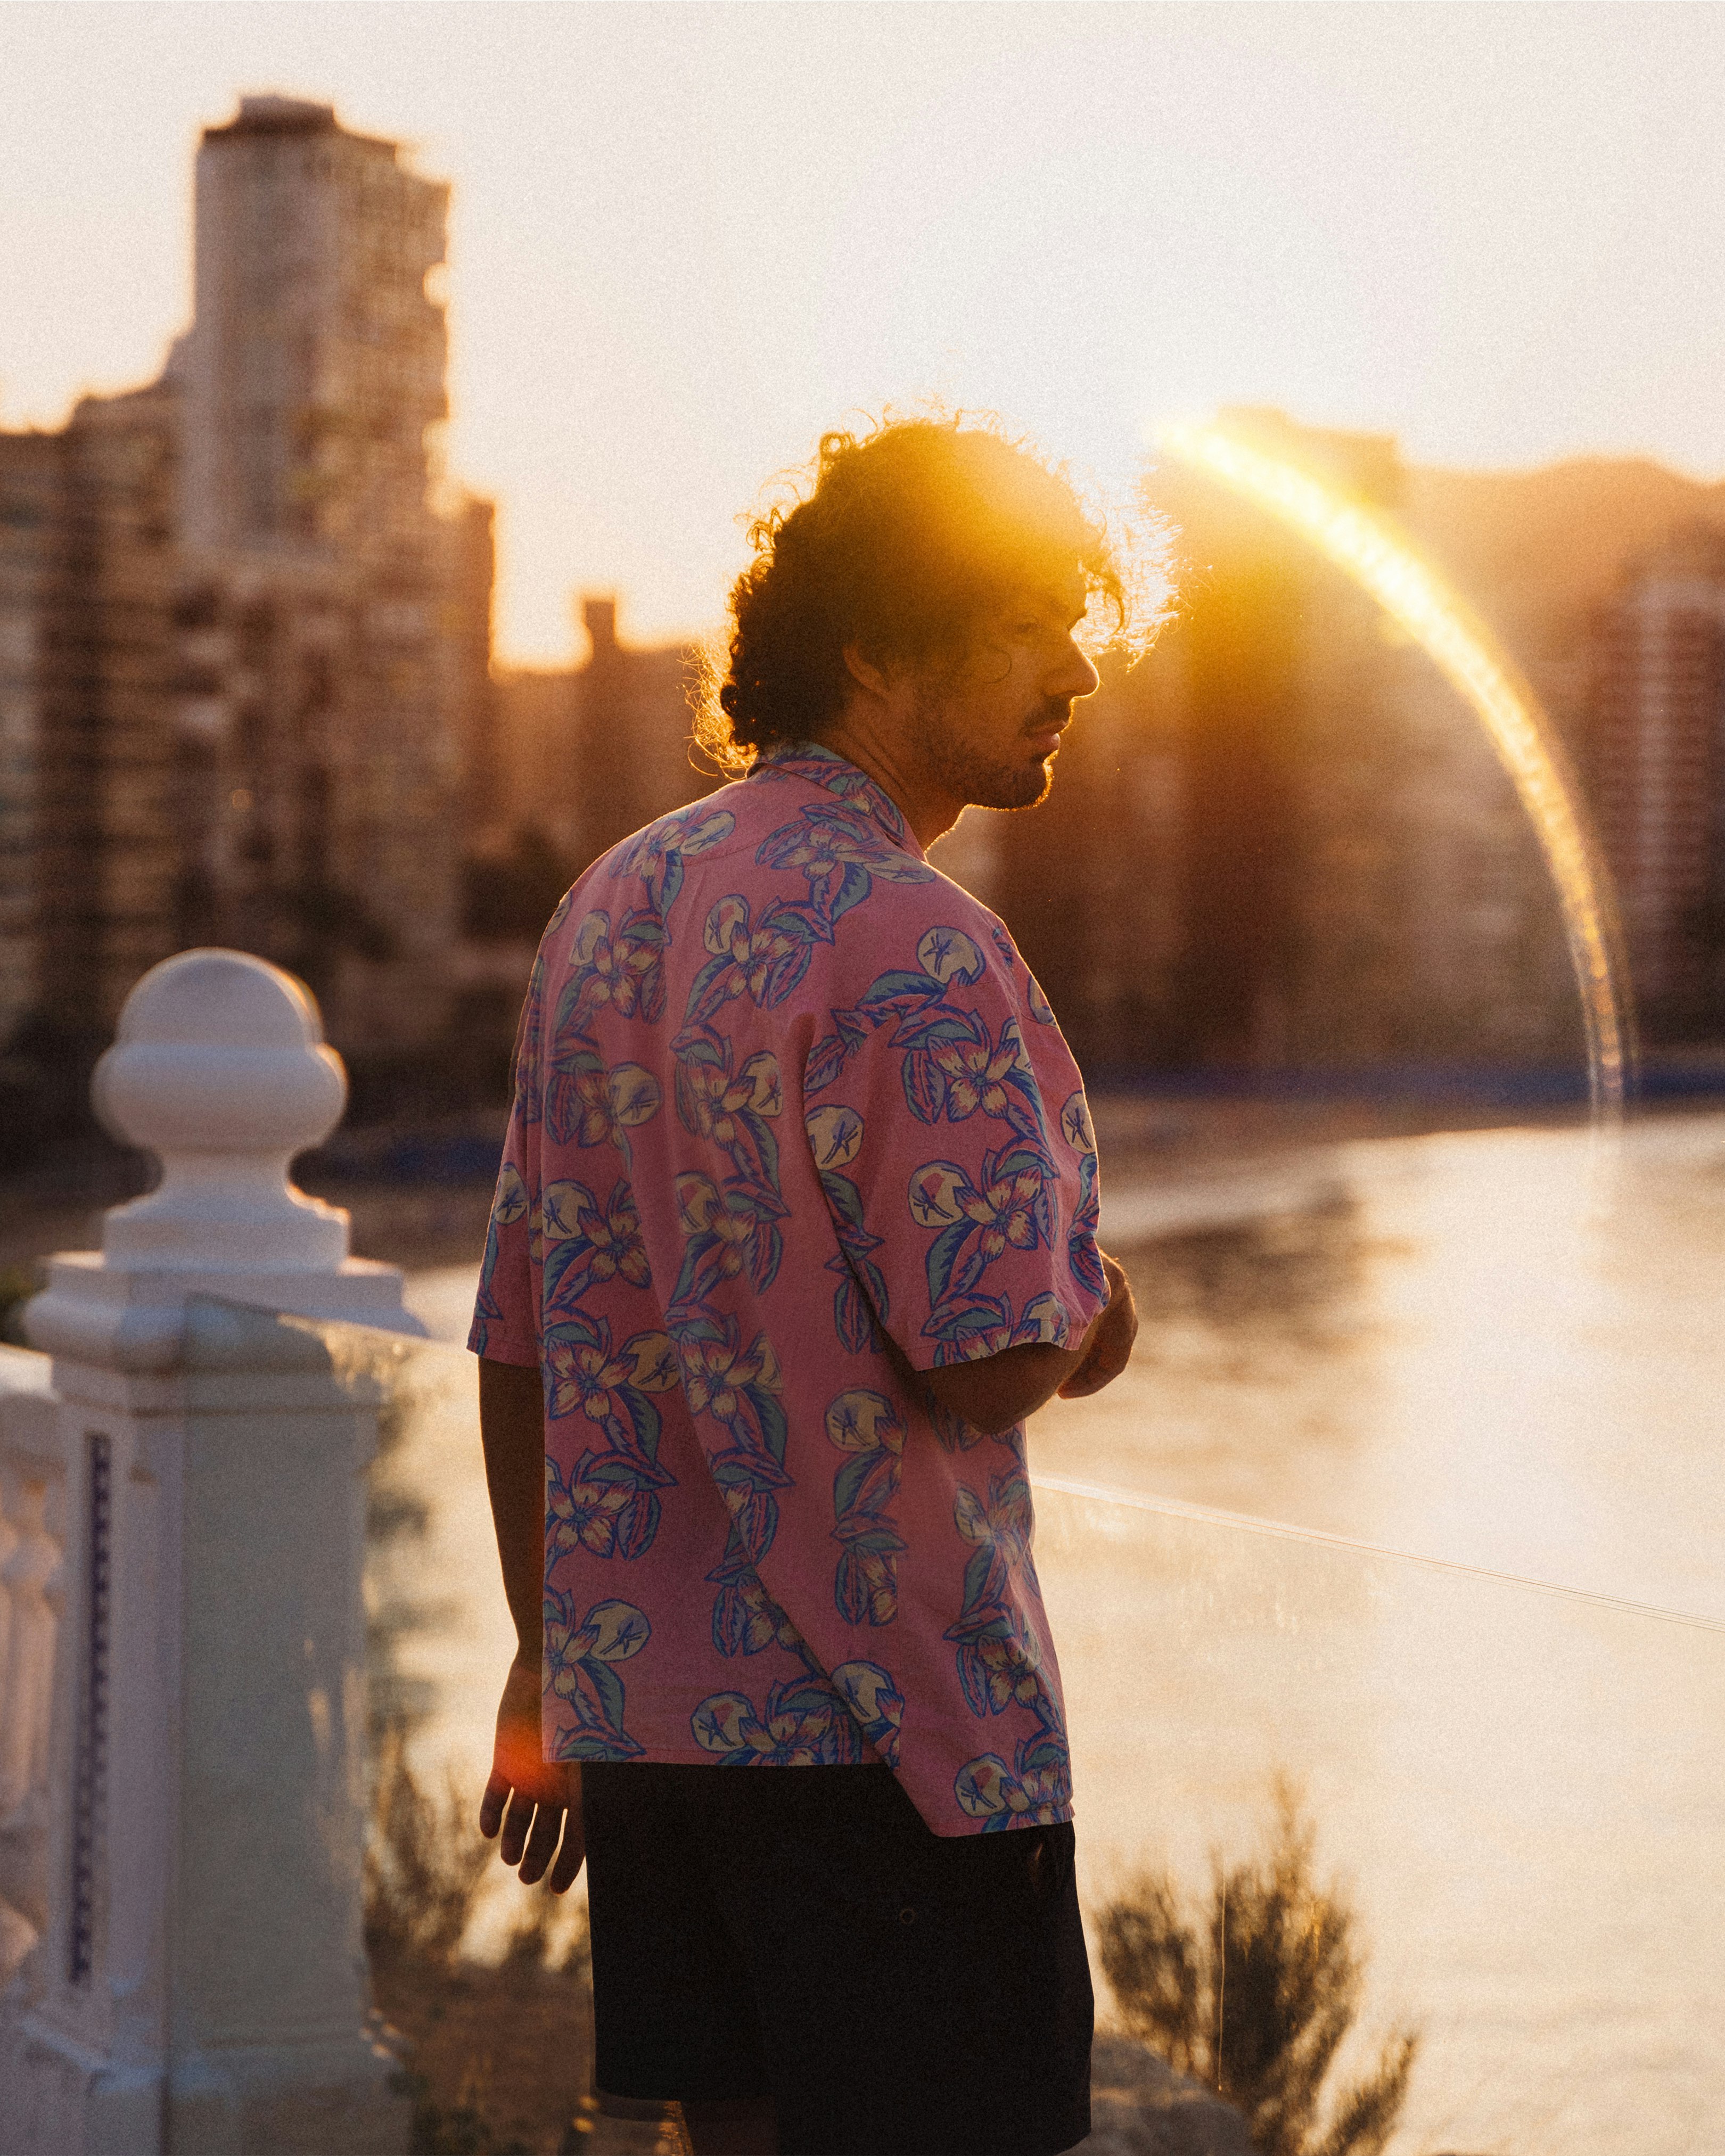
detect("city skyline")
[5,2,1725,663]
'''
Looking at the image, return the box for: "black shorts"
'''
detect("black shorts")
[581,1761,1094,2156]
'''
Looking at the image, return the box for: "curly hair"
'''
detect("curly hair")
[695,416,1144,773]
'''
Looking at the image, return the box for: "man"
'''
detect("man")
[471,418,1140,2156]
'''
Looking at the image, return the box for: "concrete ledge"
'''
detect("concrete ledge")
[2,2016,410,2156]
[1076,2032,1255,2156]
[27,1254,422,1378]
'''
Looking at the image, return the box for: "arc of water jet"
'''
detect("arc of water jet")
[1155,420,1631,1125]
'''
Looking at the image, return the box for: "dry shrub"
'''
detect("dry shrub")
[365,1723,494,1972]
[1097,1784,1418,2156]
[365,1730,595,2155]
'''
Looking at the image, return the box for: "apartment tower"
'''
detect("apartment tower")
[172,95,467,1047]
[1589,531,1725,1036]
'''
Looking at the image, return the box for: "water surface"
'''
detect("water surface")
[385,1112,1725,2151]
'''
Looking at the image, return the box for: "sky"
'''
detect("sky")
[4,1,1724,663]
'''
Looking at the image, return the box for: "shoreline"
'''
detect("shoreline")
[1,1086,1698,1290]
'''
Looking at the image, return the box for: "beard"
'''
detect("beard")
[917,689,1070,811]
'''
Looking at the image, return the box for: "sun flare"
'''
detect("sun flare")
[1155,419,1630,1122]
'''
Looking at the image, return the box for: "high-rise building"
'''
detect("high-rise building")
[489,594,713,877]
[0,382,181,1085]
[442,495,500,832]
[1585,530,1725,1036]
[180,95,449,564]
[1,94,495,1147]
[166,95,469,1050]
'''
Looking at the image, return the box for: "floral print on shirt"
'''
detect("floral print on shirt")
[471,743,1107,1833]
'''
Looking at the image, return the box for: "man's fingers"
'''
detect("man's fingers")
[1064,1336,1130,1396]
[1058,1321,1119,1396]
[548,1814,586,1894]
[479,1770,513,1841]
[498,1787,537,1868]
[1057,1288,1138,1398]
[1055,1342,1100,1397]
[516,1798,566,1887]
[485,1775,579,1887]
[1058,1361,1106,1398]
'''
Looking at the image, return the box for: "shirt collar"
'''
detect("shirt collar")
[746,740,923,859]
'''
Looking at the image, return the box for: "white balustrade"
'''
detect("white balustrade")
[0,949,424,2156]
[0,1353,64,1996]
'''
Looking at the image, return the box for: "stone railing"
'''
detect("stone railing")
[0,1348,64,1999]
[0,949,425,2156]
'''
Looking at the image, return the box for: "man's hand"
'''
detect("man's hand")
[1057,1252,1138,1401]
[916,1248,1139,1433]
[479,1654,585,1892]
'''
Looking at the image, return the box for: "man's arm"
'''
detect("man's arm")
[918,1252,1138,1436]
[477,1356,584,1892]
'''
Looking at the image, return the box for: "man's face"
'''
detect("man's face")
[911,574,1100,812]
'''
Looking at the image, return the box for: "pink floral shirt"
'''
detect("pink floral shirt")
[470,744,1108,1834]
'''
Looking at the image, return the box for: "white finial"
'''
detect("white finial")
[93,950,350,1271]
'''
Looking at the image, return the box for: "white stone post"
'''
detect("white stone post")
[0,950,423,2156]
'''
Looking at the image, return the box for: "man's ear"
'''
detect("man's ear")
[841,643,892,703]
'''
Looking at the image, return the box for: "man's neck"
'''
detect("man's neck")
[807,714,963,853]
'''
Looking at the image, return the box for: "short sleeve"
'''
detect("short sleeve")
[468,958,545,1367]
[803,914,1108,1370]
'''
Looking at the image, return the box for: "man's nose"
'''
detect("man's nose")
[1055,638,1100,700]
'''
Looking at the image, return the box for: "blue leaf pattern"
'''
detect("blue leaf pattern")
[825,1388,906,1625]
[471,740,1104,1825]
[544,1591,652,1762]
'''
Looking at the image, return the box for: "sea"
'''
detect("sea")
[383,1110,1725,2155]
